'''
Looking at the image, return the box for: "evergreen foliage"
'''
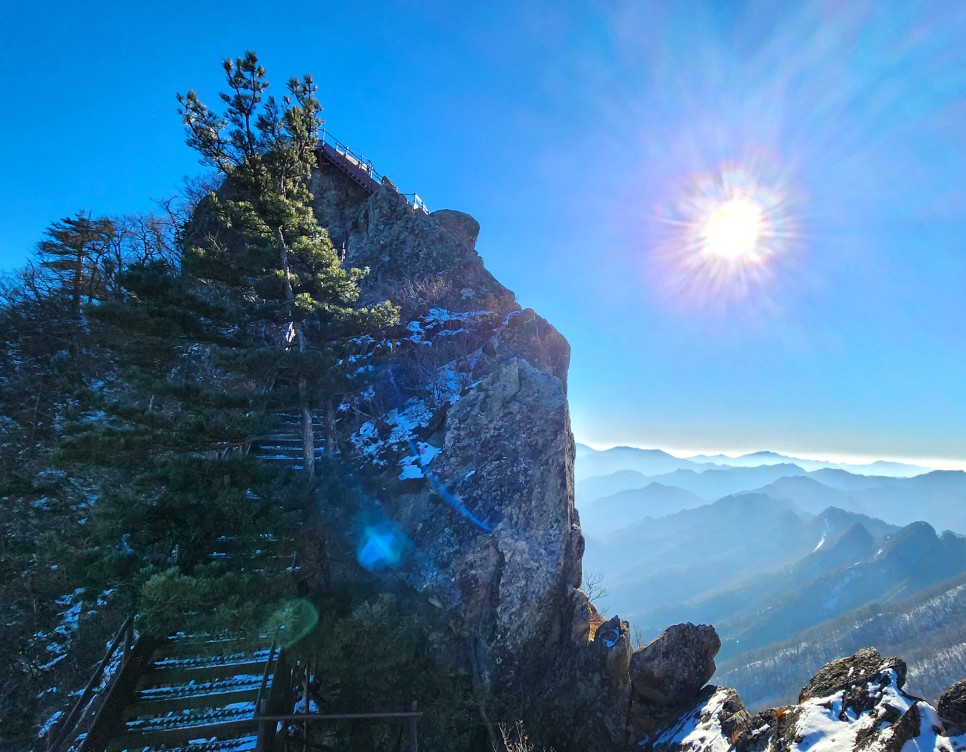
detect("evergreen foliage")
[178,51,397,476]
[35,211,117,318]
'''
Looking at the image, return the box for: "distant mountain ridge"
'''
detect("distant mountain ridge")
[717,570,966,708]
[578,443,934,480]
[576,445,966,534]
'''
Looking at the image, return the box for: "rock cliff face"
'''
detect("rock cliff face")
[308,169,587,735]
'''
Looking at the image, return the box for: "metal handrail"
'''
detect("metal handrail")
[46,614,135,752]
[317,129,429,214]
[319,130,383,186]
[254,628,282,716]
[262,701,422,752]
[255,711,422,721]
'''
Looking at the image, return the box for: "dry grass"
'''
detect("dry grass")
[496,721,555,752]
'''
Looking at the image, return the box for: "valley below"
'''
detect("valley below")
[576,444,966,708]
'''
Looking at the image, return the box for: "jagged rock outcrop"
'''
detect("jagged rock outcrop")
[649,686,754,752]
[798,647,907,703]
[540,609,635,749]
[939,680,966,736]
[630,623,722,741]
[342,188,515,312]
[647,646,966,752]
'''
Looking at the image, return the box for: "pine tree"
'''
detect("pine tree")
[35,211,116,318]
[177,52,396,477]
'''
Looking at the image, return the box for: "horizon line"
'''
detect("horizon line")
[574,440,966,473]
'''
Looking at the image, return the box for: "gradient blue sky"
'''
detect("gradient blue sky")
[4,1,966,467]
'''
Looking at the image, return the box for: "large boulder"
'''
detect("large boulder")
[628,623,721,741]
[431,208,479,251]
[939,679,966,735]
[631,623,721,707]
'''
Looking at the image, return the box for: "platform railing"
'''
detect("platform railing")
[317,129,429,213]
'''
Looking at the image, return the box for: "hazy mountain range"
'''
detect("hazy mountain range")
[576,445,966,534]
[576,443,966,706]
[575,443,934,481]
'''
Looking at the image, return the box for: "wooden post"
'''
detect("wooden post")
[303,664,311,747]
[256,699,269,752]
[409,701,418,752]
[122,623,133,662]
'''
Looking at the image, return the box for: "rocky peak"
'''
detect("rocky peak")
[939,680,966,737]
[798,647,907,704]
[307,164,585,739]
[643,644,966,752]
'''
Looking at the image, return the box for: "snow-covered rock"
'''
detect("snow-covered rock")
[649,648,966,752]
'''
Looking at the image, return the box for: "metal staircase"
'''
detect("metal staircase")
[101,632,287,752]
[45,408,427,751]
[251,411,325,473]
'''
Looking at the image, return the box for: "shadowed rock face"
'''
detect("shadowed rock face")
[939,679,966,735]
[308,172,585,739]
[540,612,635,750]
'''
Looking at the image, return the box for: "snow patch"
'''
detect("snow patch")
[398,442,441,480]
[651,687,732,752]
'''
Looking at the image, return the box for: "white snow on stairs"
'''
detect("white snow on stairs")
[102,634,275,752]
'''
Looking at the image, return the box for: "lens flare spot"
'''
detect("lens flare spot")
[263,598,319,647]
[357,522,406,571]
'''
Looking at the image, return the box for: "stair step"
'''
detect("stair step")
[107,733,259,752]
[158,637,267,659]
[142,654,269,686]
[255,452,323,461]
[107,716,258,751]
[207,552,292,562]
[136,672,265,701]
[127,685,263,717]
[120,701,257,731]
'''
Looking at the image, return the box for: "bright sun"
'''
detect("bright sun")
[654,161,797,310]
[702,196,765,261]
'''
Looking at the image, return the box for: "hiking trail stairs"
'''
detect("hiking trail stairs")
[101,633,279,752]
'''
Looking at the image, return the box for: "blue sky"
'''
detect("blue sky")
[4,1,966,467]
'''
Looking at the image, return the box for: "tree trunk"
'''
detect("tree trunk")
[300,377,315,479]
[324,396,335,458]
[276,225,315,478]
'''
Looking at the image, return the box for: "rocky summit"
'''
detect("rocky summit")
[636,642,966,752]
